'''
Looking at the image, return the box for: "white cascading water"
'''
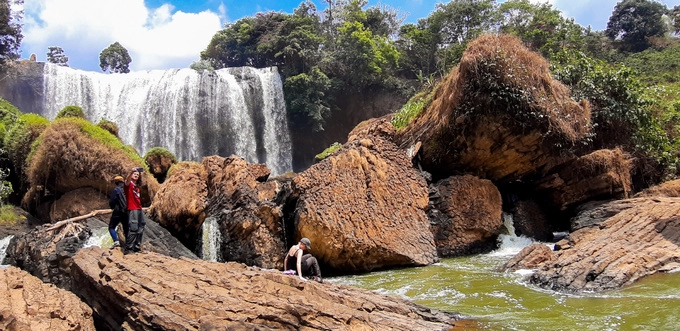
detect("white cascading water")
[0,235,14,266]
[201,217,222,262]
[488,212,535,257]
[41,64,292,176]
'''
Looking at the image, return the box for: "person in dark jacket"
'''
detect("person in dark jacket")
[108,175,128,248]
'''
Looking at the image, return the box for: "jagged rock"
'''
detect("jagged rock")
[4,217,196,291]
[502,243,555,271]
[0,266,95,330]
[203,155,285,269]
[570,199,632,231]
[395,34,590,182]
[535,149,632,211]
[428,175,504,256]
[48,187,109,223]
[71,247,461,330]
[293,118,438,272]
[149,162,208,248]
[526,197,680,292]
[634,178,680,198]
[510,199,553,241]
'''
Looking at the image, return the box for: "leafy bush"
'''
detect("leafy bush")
[314,142,342,162]
[56,105,85,119]
[3,113,50,182]
[623,44,680,85]
[392,90,433,130]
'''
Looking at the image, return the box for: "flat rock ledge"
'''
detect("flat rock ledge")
[508,197,680,292]
[0,266,95,330]
[71,247,463,330]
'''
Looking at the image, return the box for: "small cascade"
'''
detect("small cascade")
[489,212,535,257]
[200,217,222,262]
[41,64,293,176]
[0,235,14,266]
[83,227,114,248]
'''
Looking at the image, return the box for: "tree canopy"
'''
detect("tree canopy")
[606,0,668,52]
[47,46,69,66]
[0,0,23,69]
[99,42,132,74]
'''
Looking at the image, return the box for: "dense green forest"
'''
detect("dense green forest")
[198,0,680,182]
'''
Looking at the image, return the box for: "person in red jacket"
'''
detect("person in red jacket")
[124,167,146,254]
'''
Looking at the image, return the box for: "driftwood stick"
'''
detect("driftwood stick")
[41,207,150,233]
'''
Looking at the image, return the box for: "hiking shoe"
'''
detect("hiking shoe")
[112,241,120,248]
[313,276,323,283]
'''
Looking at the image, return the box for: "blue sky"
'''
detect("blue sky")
[21,0,680,72]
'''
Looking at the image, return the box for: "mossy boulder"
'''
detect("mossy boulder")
[144,147,178,183]
[22,117,159,221]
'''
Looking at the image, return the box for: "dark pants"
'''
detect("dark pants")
[125,209,146,252]
[109,211,129,243]
[301,254,321,277]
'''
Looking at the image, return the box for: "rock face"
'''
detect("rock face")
[203,155,286,269]
[396,34,590,182]
[48,187,109,222]
[428,175,504,256]
[293,117,439,272]
[535,149,632,211]
[71,247,461,331]
[521,197,680,292]
[4,217,197,291]
[149,161,208,248]
[0,266,95,331]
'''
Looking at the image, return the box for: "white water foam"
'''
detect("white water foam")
[0,235,14,266]
[201,217,222,262]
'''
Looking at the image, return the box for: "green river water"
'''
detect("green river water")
[327,236,680,331]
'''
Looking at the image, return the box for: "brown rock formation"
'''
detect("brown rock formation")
[502,243,555,271]
[203,155,285,268]
[145,150,178,183]
[525,197,680,292]
[148,161,208,246]
[22,118,159,219]
[395,34,590,182]
[428,175,504,256]
[48,187,109,222]
[71,247,460,330]
[4,217,197,291]
[0,266,95,330]
[634,178,680,198]
[509,199,553,241]
[293,117,438,272]
[535,148,632,211]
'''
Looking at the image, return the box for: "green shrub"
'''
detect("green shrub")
[391,90,433,130]
[0,204,19,225]
[143,147,178,163]
[4,113,50,179]
[314,142,342,162]
[56,105,85,119]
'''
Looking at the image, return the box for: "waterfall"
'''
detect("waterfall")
[0,235,14,266]
[489,212,535,257]
[41,64,292,176]
[200,217,222,262]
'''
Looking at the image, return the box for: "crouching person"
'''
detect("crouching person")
[284,238,322,283]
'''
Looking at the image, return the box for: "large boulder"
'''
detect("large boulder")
[428,175,504,256]
[292,117,438,272]
[71,247,461,330]
[48,187,109,222]
[517,197,680,292]
[0,266,95,331]
[22,118,159,222]
[148,161,208,248]
[395,34,590,182]
[202,155,286,269]
[534,148,632,211]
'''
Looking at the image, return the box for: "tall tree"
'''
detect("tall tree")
[0,0,23,69]
[46,46,69,66]
[606,0,668,52]
[99,42,132,73]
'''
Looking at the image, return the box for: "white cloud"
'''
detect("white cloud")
[22,0,223,71]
